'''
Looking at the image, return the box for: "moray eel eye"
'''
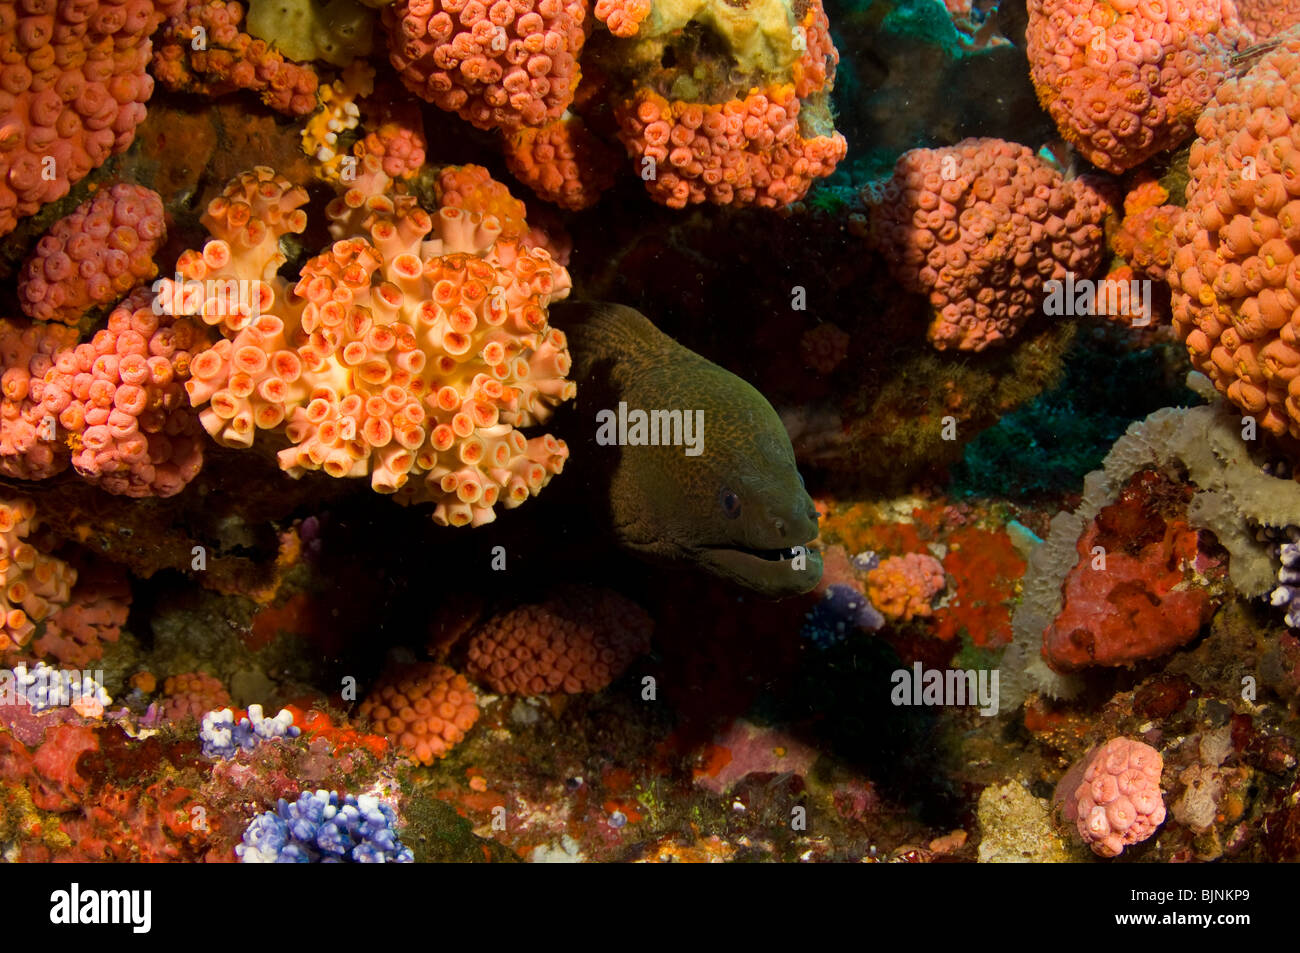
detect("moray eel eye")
[719,487,742,519]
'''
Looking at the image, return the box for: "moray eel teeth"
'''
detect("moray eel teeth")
[699,543,824,594]
[706,544,807,562]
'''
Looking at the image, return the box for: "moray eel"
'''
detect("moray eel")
[556,301,823,597]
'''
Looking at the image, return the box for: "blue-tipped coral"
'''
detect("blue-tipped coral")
[8,662,111,714]
[1271,534,1300,629]
[236,790,414,863]
[200,704,301,759]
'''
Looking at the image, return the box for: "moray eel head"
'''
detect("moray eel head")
[601,338,823,596]
[689,429,824,597]
[612,426,823,597]
[562,301,824,597]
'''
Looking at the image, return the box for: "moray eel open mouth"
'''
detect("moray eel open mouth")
[712,545,807,562]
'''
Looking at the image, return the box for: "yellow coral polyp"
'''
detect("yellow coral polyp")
[301,61,374,179]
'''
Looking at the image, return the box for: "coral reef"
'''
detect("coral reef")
[1,0,1298,876]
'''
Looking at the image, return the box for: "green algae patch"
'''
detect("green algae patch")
[401,794,519,863]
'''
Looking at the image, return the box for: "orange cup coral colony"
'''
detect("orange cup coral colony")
[167,162,575,527]
[0,497,75,656]
[359,663,480,764]
[1169,39,1300,439]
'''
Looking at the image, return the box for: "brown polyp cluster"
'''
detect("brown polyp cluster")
[790,0,837,100]
[160,671,232,722]
[1059,738,1166,857]
[30,289,209,498]
[354,103,427,180]
[359,662,480,764]
[30,558,130,667]
[593,0,649,36]
[1168,39,1300,438]
[465,586,653,694]
[152,0,321,116]
[1110,176,1182,282]
[799,321,851,374]
[0,320,81,480]
[502,113,620,210]
[615,86,847,209]
[1234,0,1300,39]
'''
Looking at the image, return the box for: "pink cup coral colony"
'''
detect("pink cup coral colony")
[1058,738,1166,857]
[3,0,1300,869]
